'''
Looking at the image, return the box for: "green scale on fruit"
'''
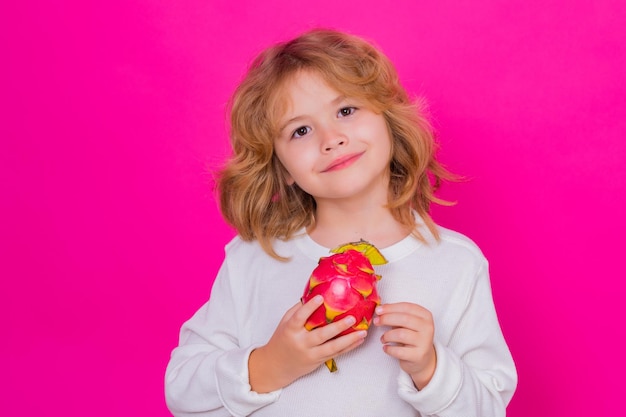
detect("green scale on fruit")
[301,240,388,372]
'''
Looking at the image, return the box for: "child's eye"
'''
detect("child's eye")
[292,126,311,139]
[338,107,356,117]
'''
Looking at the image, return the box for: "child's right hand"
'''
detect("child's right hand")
[248,295,367,393]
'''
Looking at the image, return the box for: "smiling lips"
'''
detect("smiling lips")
[322,152,365,172]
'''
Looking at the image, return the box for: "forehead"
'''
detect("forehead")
[285,70,334,93]
[276,70,373,118]
[280,71,340,106]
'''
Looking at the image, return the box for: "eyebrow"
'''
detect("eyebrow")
[279,94,347,132]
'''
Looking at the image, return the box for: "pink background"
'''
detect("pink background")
[1,1,624,415]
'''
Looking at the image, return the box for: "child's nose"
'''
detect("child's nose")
[321,129,347,152]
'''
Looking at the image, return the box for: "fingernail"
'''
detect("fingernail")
[346,316,356,325]
[375,306,383,315]
[357,330,367,338]
[373,316,380,326]
[313,295,324,303]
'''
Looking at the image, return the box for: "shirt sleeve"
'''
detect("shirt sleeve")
[397,260,518,416]
[165,260,281,417]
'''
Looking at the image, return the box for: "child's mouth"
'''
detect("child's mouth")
[322,152,364,172]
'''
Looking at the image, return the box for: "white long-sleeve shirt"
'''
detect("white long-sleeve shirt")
[165,225,517,416]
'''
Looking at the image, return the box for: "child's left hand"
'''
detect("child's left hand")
[373,302,437,390]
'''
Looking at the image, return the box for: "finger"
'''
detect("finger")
[376,302,430,317]
[375,312,425,331]
[281,301,306,323]
[310,315,357,344]
[317,329,367,358]
[383,344,422,362]
[290,295,324,325]
[380,328,420,347]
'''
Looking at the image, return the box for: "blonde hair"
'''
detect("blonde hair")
[218,29,454,259]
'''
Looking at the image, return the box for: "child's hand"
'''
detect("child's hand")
[374,302,437,390]
[248,295,367,393]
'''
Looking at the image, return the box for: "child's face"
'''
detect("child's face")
[274,71,392,206]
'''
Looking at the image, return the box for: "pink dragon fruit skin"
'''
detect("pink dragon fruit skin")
[301,242,387,372]
[302,249,381,337]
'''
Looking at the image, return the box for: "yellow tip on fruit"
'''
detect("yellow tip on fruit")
[325,305,345,321]
[325,358,338,372]
[331,239,388,265]
[354,317,370,330]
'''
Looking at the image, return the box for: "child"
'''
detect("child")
[165,29,517,416]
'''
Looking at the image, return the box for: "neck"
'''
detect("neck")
[308,199,410,249]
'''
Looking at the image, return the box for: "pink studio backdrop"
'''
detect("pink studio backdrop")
[1,1,624,415]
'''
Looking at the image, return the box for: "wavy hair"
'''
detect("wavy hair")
[217,29,455,259]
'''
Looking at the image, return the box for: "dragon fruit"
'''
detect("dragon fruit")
[302,240,387,372]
